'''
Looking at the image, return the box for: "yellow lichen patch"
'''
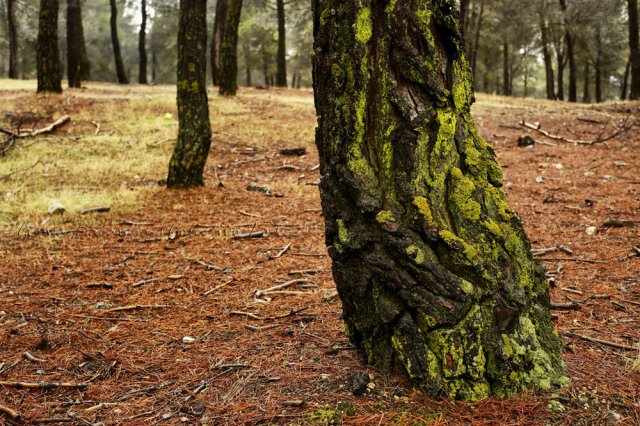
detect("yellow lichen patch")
[355,7,372,45]
[413,196,435,227]
[406,244,426,265]
[337,219,349,245]
[450,167,481,221]
[460,280,474,295]
[376,210,395,224]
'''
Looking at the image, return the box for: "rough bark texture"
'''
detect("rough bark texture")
[629,0,640,100]
[37,0,62,93]
[7,0,18,79]
[138,0,148,84]
[559,0,576,102]
[219,0,243,96]
[621,55,630,100]
[211,0,228,86]
[110,0,129,84]
[470,0,484,80]
[167,0,211,189]
[539,4,555,100]
[66,0,90,88]
[502,40,510,96]
[582,62,590,103]
[312,0,567,401]
[276,0,287,87]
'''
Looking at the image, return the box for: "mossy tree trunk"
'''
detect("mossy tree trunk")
[211,0,228,86]
[37,0,62,93]
[275,0,287,87]
[138,0,148,84]
[66,0,90,88]
[7,0,19,79]
[218,0,243,96]
[110,0,128,84]
[312,0,567,401]
[167,0,211,189]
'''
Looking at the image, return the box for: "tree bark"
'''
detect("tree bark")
[595,25,603,103]
[621,55,630,100]
[138,0,148,84]
[110,0,129,84]
[219,0,243,96]
[502,40,510,96]
[556,47,565,101]
[66,0,90,88]
[582,62,590,103]
[37,0,62,93]
[312,0,567,401]
[470,0,485,80]
[628,0,640,99]
[276,0,287,87]
[559,0,576,102]
[539,3,555,100]
[243,39,252,87]
[211,0,228,86]
[460,0,469,38]
[7,0,18,79]
[167,0,211,189]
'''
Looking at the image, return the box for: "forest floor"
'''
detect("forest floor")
[0,80,639,425]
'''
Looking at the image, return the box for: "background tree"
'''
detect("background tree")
[6,0,18,78]
[211,0,228,85]
[629,0,640,99]
[110,0,129,84]
[275,0,287,86]
[66,0,90,88]
[37,0,61,93]
[219,0,243,95]
[312,0,567,400]
[139,0,148,84]
[167,0,211,188]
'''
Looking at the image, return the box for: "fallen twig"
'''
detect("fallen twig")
[537,257,606,264]
[131,278,161,288]
[0,402,21,421]
[79,206,111,215]
[106,304,169,313]
[0,381,89,390]
[230,307,308,321]
[203,278,234,295]
[550,302,581,311]
[23,351,45,363]
[254,279,317,302]
[245,324,280,332]
[269,243,291,260]
[233,231,268,240]
[565,332,639,351]
[73,315,148,322]
[520,117,636,145]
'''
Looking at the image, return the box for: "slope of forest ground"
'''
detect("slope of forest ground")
[0,80,638,425]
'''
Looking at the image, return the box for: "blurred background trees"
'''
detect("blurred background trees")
[1,0,637,102]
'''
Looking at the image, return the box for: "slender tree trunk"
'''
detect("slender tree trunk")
[152,49,158,83]
[243,40,252,86]
[539,3,555,100]
[219,0,243,96]
[470,0,485,80]
[312,0,566,401]
[262,48,270,87]
[460,0,469,38]
[628,0,640,99]
[556,48,565,100]
[621,55,630,100]
[211,0,228,86]
[7,0,19,79]
[595,25,603,103]
[138,0,148,84]
[502,40,510,96]
[559,0,576,102]
[582,62,590,103]
[67,0,89,88]
[37,0,62,93]
[167,0,211,189]
[110,0,128,84]
[276,0,287,87]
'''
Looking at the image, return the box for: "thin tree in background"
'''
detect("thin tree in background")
[37,0,62,93]
[7,0,18,79]
[110,0,129,84]
[629,0,640,99]
[275,0,287,87]
[211,0,228,86]
[312,0,567,400]
[539,1,555,100]
[167,0,211,189]
[219,0,243,96]
[67,0,90,88]
[559,0,577,102]
[139,0,148,84]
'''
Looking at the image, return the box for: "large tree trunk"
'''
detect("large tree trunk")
[110,0,129,84]
[629,0,640,100]
[7,0,19,79]
[211,0,228,86]
[312,0,567,401]
[167,0,211,189]
[219,0,243,96]
[138,0,148,84]
[539,3,555,100]
[37,0,62,93]
[275,0,287,87]
[66,0,90,88]
[559,0,576,102]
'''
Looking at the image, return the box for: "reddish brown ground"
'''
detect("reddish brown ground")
[1,89,639,425]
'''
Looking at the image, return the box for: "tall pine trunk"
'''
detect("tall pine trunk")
[470,0,485,80]
[67,0,90,88]
[211,0,228,86]
[219,0,243,96]
[110,0,129,84]
[312,0,566,401]
[243,40,252,87]
[7,0,19,79]
[275,0,287,87]
[556,48,565,101]
[582,62,590,103]
[502,40,510,96]
[539,3,555,100]
[621,56,630,100]
[167,0,211,189]
[559,0,576,102]
[629,0,640,99]
[138,0,148,84]
[37,0,62,93]
[595,25,603,103]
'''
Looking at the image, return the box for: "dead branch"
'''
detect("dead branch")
[72,315,148,322]
[230,307,308,321]
[0,402,21,421]
[203,278,234,295]
[520,117,637,145]
[23,351,45,363]
[550,302,582,311]
[565,332,639,351]
[131,278,161,288]
[254,279,317,301]
[0,115,70,139]
[105,304,169,313]
[269,243,291,260]
[245,324,279,332]
[79,206,111,215]
[233,231,268,240]
[288,268,322,275]
[0,381,89,390]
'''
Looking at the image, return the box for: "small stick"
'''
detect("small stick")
[245,324,279,332]
[131,278,161,288]
[239,210,260,218]
[33,418,73,423]
[0,381,89,390]
[550,302,581,311]
[254,279,316,300]
[233,231,268,240]
[565,332,639,351]
[79,206,111,215]
[193,259,222,271]
[92,121,101,135]
[618,298,640,307]
[106,304,169,313]
[288,268,321,275]
[23,351,46,363]
[560,287,583,295]
[72,315,148,322]
[203,278,234,295]
[269,243,291,260]
[0,402,21,421]
[537,257,607,264]
[230,307,308,321]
